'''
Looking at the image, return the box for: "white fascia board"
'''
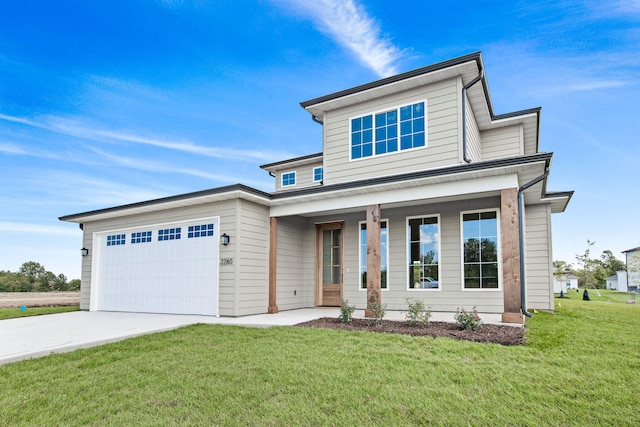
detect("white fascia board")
[270,174,518,217]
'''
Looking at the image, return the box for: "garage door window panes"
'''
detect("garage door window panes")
[158,228,181,241]
[106,234,126,246]
[131,231,152,244]
[188,224,214,238]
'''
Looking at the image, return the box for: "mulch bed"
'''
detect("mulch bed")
[295,317,524,346]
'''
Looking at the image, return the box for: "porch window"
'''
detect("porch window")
[313,167,323,182]
[359,220,388,289]
[281,171,296,187]
[462,210,499,289]
[407,216,439,289]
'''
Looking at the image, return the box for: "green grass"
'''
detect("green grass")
[556,288,638,304]
[0,305,79,320]
[1,299,639,426]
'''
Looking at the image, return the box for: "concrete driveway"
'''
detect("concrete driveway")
[0,308,339,366]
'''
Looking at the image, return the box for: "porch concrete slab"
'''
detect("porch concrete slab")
[0,308,514,366]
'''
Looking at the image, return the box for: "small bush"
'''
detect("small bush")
[368,293,386,327]
[454,306,483,331]
[404,298,431,327]
[339,299,355,324]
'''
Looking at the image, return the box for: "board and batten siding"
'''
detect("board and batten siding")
[79,200,239,315]
[481,125,523,161]
[523,203,554,311]
[274,161,323,192]
[235,200,270,316]
[321,78,460,186]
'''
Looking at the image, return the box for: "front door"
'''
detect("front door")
[316,222,343,306]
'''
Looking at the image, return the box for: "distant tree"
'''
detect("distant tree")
[553,260,573,276]
[67,279,81,291]
[18,261,47,281]
[575,240,595,288]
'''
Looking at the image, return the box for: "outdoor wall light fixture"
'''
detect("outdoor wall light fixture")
[81,247,89,257]
[221,233,230,246]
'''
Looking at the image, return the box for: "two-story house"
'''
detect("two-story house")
[60,52,572,323]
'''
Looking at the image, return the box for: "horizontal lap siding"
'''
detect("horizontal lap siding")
[275,216,307,310]
[80,201,238,314]
[275,161,323,192]
[465,95,481,162]
[481,125,523,161]
[236,200,269,316]
[524,204,554,311]
[322,79,460,185]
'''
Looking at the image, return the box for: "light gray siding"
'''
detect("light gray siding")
[235,200,270,316]
[524,203,554,310]
[274,216,307,310]
[80,200,242,316]
[481,125,523,161]
[274,161,323,192]
[465,94,481,162]
[322,78,460,185]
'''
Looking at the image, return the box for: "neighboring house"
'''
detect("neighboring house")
[616,271,629,293]
[59,52,573,323]
[553,274,579,293]
[622,247,640,292]
[605,275,618,290]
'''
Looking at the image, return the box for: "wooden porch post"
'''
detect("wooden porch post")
[501,188,523,323]
[268,216,279,314]
[365,204,381,318]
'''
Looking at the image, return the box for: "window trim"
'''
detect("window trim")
[313,166,323,183]
[459,208,502,291]
[405,214,441,291]
[349,99,428,162]
[358,219,389,291]
[281,171,296,187]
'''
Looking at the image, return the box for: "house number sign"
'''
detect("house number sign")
[220,258,234,266]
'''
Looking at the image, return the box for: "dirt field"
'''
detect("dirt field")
[0,292,80,308]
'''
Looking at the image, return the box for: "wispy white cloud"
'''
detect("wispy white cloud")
[277,0,402,77]
[567,80,629,91]
[0,221,79,237]
[0,112,291,163]
[0,142,28,155]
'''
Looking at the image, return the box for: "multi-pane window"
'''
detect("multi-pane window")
[158,227,181,241]
[131,231,152,244]
[462,211,499,289]
[407,216,439,289]
[282,172,296,187]
[106,234,126,246]
[351,115,373,159]
[322,229,341,285]
[188,224,214,238]
[313,167,323,182]
[375,111,398,155]
[399,102,426,150]
[359,220,388,289]
[351,101,426,160]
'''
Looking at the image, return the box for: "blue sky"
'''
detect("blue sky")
[1,0,638,279]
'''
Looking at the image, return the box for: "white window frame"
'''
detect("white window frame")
[406,214,441,291]
[358,219,389,291]
[281,171,296,187]
[459,208,502,291]
[313,166,323,182]
[349,99,428,162]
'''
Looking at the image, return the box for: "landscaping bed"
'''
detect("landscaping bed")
[296,317,524,345]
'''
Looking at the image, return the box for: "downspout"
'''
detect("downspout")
[517,166,550,317]
[311,115,323,125]
[461,69,484,163]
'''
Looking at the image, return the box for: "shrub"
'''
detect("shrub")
[454,306,483,331]
[404,298,432,327]
[368,293,386,327]
[339,299,355,324]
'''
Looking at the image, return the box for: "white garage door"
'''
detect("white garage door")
[92,217,220,316]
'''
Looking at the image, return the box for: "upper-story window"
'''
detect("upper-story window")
[351,101,426,160]
[313,167,323,182]
[281,171,296,187]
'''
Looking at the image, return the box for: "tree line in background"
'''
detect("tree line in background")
[554,240,627,289]
[0,261,80,292]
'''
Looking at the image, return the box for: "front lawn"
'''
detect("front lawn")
[0,298,638,426]
[0,306,79,320]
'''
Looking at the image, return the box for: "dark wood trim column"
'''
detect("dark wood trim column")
[501,188,523,323]
[268,216,279,314]
[365,204,381,318]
